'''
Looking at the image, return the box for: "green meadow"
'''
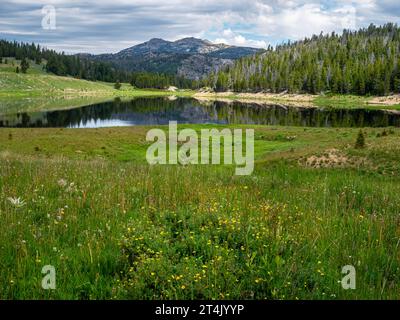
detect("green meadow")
[0,125,399,299]
[0,58,193,109]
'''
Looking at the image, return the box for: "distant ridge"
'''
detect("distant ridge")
[84,37,263,80]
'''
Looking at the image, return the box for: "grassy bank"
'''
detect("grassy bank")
[0,59,193,105]
[1,125,399,299]
[195,92,400,110]
[0,70,192,99]
[314,94,400,109]
[0,70,193,114]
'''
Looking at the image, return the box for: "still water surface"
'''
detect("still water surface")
[0,97,399,128]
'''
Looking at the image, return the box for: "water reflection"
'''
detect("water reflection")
[0,97,399,128]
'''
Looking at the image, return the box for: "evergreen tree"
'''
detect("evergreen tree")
[20,57,29,73]
[355,130,366,149]
[114,80,122,90]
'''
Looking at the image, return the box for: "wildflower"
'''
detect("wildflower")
[7,197,26,208]
[317,269,325,276]
[66,182,77,193]
[58,179,68,187]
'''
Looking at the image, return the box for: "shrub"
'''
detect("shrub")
[355,130,366,149]
[114,81,122,90]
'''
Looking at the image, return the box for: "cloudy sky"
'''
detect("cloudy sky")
[0,0,399,54]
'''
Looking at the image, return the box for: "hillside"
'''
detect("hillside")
[208,23,400,96]
[86,37,262,80]
[0,58,194,114]
[0,40,128,84]
[0,68,114,97]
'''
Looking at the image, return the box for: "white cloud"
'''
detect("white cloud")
[252,2,359,41]
[0,0,399,53]
[215,29,268,48]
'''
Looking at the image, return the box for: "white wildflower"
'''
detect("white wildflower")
[7,197,26,208]
[66,182,77,193]
[58,179,68,187]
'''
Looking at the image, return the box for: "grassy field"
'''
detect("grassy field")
[0,71,191,99]
[1,125,399,300]
[0,58,113,96]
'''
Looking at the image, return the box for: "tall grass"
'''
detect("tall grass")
[1,156,399,299]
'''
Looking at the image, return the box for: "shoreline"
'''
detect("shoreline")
[2,80,400,111]
[194,91,400,109]
[193,92,316,107]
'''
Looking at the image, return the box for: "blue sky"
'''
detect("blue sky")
[0,0,399,54]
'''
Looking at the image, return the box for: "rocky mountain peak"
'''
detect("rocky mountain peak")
[88,37,263,80]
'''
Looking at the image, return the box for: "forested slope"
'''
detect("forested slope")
[208,24,400,96]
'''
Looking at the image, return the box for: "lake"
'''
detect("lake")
[0,97,399,128]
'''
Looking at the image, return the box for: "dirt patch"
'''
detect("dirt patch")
[369,95,400,106]
[236,92,315,102]
[193,92,316,107]
[300,148,368,169]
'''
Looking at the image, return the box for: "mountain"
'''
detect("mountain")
[85,37,262,80]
